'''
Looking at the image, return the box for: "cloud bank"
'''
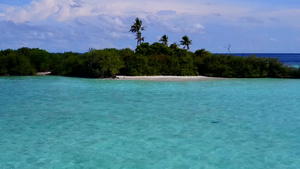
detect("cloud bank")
[0,0,299,52]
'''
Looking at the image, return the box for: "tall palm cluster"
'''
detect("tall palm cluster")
[159,34,192,50]
[130,18,192,50]
[129,18,145,46]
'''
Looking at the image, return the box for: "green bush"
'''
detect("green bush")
[0,50,36,75]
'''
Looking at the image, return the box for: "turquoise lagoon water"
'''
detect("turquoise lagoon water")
[0,76,300,169]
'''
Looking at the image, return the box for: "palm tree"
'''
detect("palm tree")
[180,35,192,50]
[135,32,144,46]
[130,18,145,46]
[159,34,168,46]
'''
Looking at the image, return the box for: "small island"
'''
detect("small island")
[1,18,300,79]
[1,45,299,79]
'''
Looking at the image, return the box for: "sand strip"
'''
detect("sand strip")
[37,72,51,75]
[115,75,222,81]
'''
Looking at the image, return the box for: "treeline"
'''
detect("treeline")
[0,48,59,76]
[1,44,300,78]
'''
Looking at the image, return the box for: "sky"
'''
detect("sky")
[0,0,300,53]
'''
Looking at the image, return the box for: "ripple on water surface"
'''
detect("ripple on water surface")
[0,76,300,168]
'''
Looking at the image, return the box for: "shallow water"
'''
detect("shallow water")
[0,76,300,168]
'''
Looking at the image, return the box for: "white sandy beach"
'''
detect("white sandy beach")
[115,75,222,81]
[36,72,51,76]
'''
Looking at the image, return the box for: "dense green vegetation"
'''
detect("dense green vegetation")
[2,17,298,79]
[1,45,300,78]
[1,17,299,78]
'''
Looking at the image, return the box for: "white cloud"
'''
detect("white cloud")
[1,0,300,52]
[270,38,278,41]
[3,0,92,22]
[161,22,182,33]
[98,15,126,31]
[180,23,205,34]
[1,0,299,29]
[1,0,252,23]
[194,23,204,30]
[110,31,131,39]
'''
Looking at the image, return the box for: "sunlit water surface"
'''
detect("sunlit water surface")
[0,76,300,169]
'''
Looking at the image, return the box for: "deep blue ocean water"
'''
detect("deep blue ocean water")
[0,76,300,168]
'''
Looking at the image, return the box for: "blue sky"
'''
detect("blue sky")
[0,0,300,53]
